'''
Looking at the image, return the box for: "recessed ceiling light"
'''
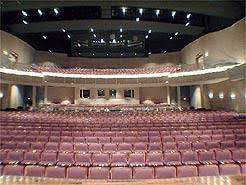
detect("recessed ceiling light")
[156,9,160,16]
[121,53,123,56]
[136,17,140,22]
[148,30,152,34]
[42,35,47,39]
[54,8,59,15]
[93,34,96,38]
[120,34,123,38]
[175,32,179,35]
[106,53,109,56]
[62,29,66,32]
[139,8,143,15]
[134,53,137,55]
[165,80,169,84]
[22,10,27,16]
[90,28,94,32]
[187,13,191,19]
[185,22,190,26]
[23,20,28,24]
[38,9,43,16]
[67,34,71,38]
[163,50,167,53]
[171,11,176,18]
[120,28,123,32]
[170,36,173,40]
[122,7,127,14]
[92,53,95,56]
[145,35,149,39]
[78,43,81,47]
[148,52,151,55]
[48,50,52,53]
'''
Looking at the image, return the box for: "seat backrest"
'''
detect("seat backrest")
[111,167,132,179]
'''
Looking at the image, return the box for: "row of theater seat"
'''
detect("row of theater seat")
[1,134,244,142]
[1,141,245,153]
[35,65,181,75]
[1,164,245,179]
[1,149,245,167]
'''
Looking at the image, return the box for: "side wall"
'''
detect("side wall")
[139,87,167,104]
[47,86,75,104]
[181,18,245,65]
[204,80,246,112]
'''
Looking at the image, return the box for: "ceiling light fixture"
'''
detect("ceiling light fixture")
[120,28,123,32]
[23,20,28,24]
[136,17,140,22]
[185,22,190,26]
[38,9,43,16]
[106,53,109,56]
[139,8,143,15]
[148,29,152,34]
[145,35,149,39]
[67,34,71,38]
[174,32,179,35]
[62,29,66,32]
[78,43,81,47]
[54,8,59,15]
[92,53,95,56]
[163,50,167,53]
[120,34,123,38]
[122,7,127,14]
[156,9,160,16]
[42,35,47,39]
[93,34,96,38]
[22,10,27,16]
[90,28,94,32]
[187,13,191,19]
[170,36,173,40]
[48,50,52,53]
[171,11,176,18]
[148,52,151,55]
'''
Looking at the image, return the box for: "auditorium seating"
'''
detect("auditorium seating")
[0,111,245,179]
[35,65,181,75]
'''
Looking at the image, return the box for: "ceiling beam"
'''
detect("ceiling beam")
[9,19,204,36]
[1,0,243,19]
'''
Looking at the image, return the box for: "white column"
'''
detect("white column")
[7,84,11,108]
[167,86,170,104]
[177,86,181,106]
[44,86,48,104]
[32,86,37,107]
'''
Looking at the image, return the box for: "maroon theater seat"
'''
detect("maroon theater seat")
[103,143,117,153]
[92,153,110,167]
[45,166,66,178]
[163,152,181,166]
[199,151,218,165]
[219,164,241,175]
[133,167,154,179]
[22,151,40,165]
[66,166,87,179]
[111,167,132,179]
[111,153,128,167]
[57,153,75,167]
[155,166,176,179]
[4,151,24,164]
[39,152,57,166]
[128,153,145,167]
[198,165,219,176]
[25,165,45,177]
[3,165,24,176]
[181,151,199,165]
[177,165,198,177]
[146,153,164,166]
[88,167,110,179]
[75,153,92,166]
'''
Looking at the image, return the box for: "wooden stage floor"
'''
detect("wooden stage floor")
[0,175,245,185]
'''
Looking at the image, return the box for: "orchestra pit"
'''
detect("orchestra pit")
[0,1,245,185]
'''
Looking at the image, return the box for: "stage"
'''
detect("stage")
[0,175,245,185]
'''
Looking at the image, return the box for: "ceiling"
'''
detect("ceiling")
[1,0,245,58]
